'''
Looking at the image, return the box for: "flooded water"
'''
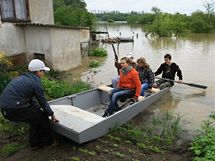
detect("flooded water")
[69,24,215,130]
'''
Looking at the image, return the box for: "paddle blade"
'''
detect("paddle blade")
[185,83,207,89]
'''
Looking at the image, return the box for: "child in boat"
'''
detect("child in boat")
[136,57,155,96]
[153,54,183,89]
[103,57,141,117]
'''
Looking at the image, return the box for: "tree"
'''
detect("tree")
[190,10,213,33]
[203,0,215,25]
[151,7,161,14]
[53,0,95,27]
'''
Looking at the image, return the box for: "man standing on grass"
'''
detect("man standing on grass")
[0,59,59,150]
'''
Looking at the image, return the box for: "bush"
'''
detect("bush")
[189,118,215,161]
[42,77,91,99]
[0,74,11,94]
[89,48,107,57]
[89,60,100,68]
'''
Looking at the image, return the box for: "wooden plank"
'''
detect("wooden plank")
[98,85,113,93]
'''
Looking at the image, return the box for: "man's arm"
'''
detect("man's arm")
[154,64,163,76]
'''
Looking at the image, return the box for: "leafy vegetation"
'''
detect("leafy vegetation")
[53,0,96,27]
[1,143,25,157]
[111,111,184,152]
[95,2,215,36]
[89,60,100,68]
[89,48,107,57]
[0,53,12,94]
[0,113,29,136]
[42,77,91,99]
[189,113,215,161]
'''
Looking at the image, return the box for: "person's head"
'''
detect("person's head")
[164,54,172,65]
[126,52,134,60]
[120,57,132,68]
[137,57,149,68]
[28,59,50,78]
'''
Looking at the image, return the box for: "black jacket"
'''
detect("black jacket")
[154,63,183,80]
[0,72,53,116]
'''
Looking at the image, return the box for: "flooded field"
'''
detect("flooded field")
[68,24,215,130]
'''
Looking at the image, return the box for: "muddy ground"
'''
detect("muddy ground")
[0,110,194,161]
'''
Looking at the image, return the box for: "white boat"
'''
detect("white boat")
[49,86,169,144]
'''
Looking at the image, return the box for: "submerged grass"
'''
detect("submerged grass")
[111,111,184,152]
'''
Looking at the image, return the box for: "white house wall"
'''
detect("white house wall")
[50,28,81,71]
[24,26,52,63]
[0,23,26,56]
[28,0,54,24]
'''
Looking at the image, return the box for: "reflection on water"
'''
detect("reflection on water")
[68,24,215,130]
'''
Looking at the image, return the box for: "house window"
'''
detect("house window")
[0,0,29,22]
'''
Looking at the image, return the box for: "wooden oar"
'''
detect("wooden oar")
[105,23,120,75]
[155,77,207,89]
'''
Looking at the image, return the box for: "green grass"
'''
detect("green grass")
[111,111,184,152]
[1,143,25,157]
[0,113,28,136]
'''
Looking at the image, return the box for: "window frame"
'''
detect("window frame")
[0,0,30,22]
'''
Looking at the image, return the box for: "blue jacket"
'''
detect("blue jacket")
[0,72,54,116]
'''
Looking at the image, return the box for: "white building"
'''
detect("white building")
[0,0,90,71]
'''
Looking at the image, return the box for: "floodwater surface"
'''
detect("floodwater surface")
[69,24,215,130]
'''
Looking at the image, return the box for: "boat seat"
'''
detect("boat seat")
[50,105,105,132]
[98,85,113,93]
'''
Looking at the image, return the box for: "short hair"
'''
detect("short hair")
[120,57,132,64]
[164,54,172,60]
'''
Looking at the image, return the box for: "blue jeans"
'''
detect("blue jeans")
[111,76,120,88]
[106,88,135,115]
[141,83,149,96]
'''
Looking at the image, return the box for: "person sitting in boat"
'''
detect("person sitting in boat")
[136,57,155,96]
[103,57,141,117]
[152,54,183,89]
[111,52,137,88]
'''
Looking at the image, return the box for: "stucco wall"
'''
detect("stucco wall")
[80,29,90,42]
[50,28,82,71]
[28,0,54,24]
[0,23,26,56]
[24,26,52,63]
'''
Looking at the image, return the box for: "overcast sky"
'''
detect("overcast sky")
[84,0,212,15]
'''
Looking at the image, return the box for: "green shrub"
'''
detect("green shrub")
[0,74,11,94]
[189,119,215,161]
[89,60,100,68]
[89,48,107,57]
[42,77,91,99]
[1,143,24,157]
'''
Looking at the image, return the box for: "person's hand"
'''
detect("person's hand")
[132,96,138,101]
[51,115,59,123]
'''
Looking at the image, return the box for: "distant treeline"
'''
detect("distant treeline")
[53,0,96,27]
[95,4,215,37]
